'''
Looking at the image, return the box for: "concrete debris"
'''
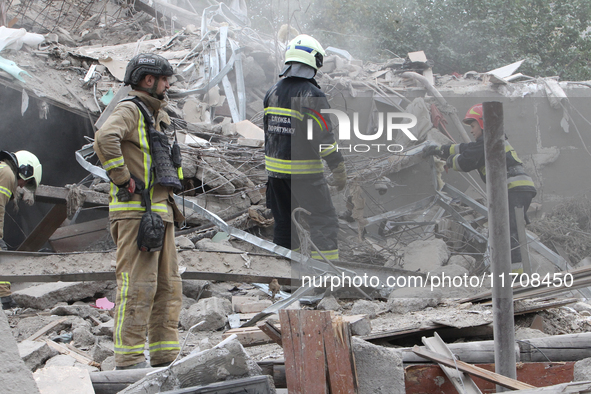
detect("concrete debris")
[317,294,341,311]
[18,340,59,371]
[175,235,196,250]
[119,337,263,393]
[352,337,405,394]
[13,281,112,310]
[180,296,233,331]
[398,238,449,272]
[33,366,94,394]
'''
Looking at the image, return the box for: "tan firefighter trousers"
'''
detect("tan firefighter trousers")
[110,218,182,367]
[0,282,11,297]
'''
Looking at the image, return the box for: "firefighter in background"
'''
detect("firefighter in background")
[93,53,184,370]
[0,150,42,309]
[264,34,346,260]
[423,103,537,272]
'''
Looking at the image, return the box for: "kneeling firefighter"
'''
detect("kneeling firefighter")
[93,53,185,370]
[0,150,42,309]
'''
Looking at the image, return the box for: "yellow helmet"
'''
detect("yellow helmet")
[14,150,42,189]
[284,34,326,70]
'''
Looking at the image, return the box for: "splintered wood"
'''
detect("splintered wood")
[279,310,357,394]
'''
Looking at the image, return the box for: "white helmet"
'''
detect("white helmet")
[14,150,42,189]
[284,34,326,70]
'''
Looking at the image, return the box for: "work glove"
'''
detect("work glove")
[329,162,347,191]
[0,238,7,250]
[422,144,444,158]
[115,177,136,202]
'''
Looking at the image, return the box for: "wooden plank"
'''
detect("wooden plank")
[45,339,100,368]
[422,333,482,394]
[412,346,535,390]
[279,309,303,393]
[25,317,68,341]
[49,218,109,241]
[18,204,67,252]
[300,311,328,394]
[0,271,294,285]
[257,321,282,346]
[322,313,357,394]
[222,326,273,347]
[49,217,110,253]
[508,381,591,393]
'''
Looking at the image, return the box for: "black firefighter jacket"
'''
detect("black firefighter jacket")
[264,77,343,179]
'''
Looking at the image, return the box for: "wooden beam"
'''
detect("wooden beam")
[257,321,282,346]
[17,204,67,252]
[45,339,100,368]
[25,317,68,341]
[0,271,295,285]
[411,346,535,390]
[35,185,109,207]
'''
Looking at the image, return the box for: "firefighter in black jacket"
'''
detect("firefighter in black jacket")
[264,34,346,260]
[423,104,537,272]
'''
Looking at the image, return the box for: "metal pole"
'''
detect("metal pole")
[483,101,516,392]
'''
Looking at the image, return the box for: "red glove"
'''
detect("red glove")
[127,177,136,194]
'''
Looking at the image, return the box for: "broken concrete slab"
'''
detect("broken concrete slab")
[45,354,77,367]
[72,327,96,347]
[0,311,41,394]
[180,296,233,331]
[182,280,210,299]
[232,296,272,313]
[93,318,114,337]
[448,254,477,273]
[13,281,111,310]
[194,238,245,253]
[387,287,443,314]
[317,294,341,311]
[119,337,263,393]
[515,327,550,340]
[90,339,114,364]
[397,238,449,272]
[346,315,372,336]
[19,340,59,371]
[352,337,404,394]
[33,366,94,394]
[50,304,101,319]
[234,119,264,140]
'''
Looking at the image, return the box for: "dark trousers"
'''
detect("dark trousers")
[266,176,339,257]
[508,190,536,264]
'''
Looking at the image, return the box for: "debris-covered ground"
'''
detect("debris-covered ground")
[2,0,591,392]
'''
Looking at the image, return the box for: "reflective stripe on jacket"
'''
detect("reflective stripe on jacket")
[443,136,536,193]
[264,77,343,179]
[0,161,16,239]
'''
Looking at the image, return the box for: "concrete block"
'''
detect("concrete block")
[72,327,96,347]
[195,238,244,253]
[93,319,114,337]
[232,296,273,313]
[180,297,233,331]
[119,337,263,393]
[91,339,114,364]
[574,357,591,382]
[50,305,100,319]
[175,235,195,249]
[100,355,116,371]
[33,366,94,394]
[350,300,379,319]
[237,138,264,147]
[182,280,210,299]
[0,311,40,393]
[395,238,449,272]
[234,120,264,140]
[352,337,404,394]
[19,340,59,371]
[317,295,340,311]
[13,282,110,310]
[345,315,372,336]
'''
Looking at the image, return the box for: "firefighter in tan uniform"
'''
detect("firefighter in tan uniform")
[94,54,184,370]
[0,150,42,309]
